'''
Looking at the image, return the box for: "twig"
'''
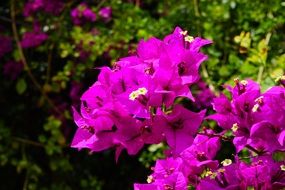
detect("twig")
[245,145,262,155]
[10,0,62,116]
[257,32,271,83]
[193,0,200,17]
[192,0,216,94]
[135,0,140,7]
[43,1,75,85]
[97,0,107,9]
[21,145,29,190]
[197,131,232,141]
[201,64,217,94]
[22,168,29,190]
[257,65,264,84]
[45,44,54,84]
[12,137,45,148]
[0,16,13,23]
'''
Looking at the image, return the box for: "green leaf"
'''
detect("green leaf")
[16,78,27,95]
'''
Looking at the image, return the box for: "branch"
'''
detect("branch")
[257,32,271,83]
[245,145,263,155]
[12,137,45,148]
[10,0,62,116]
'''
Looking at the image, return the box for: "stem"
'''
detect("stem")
[257,32,271,83]
[23,169,29,190]
[135,0,140,7]
[192,0,216,94]
[10,0,62,116]
[245,145,262,155]
[197,131,232,141]
[21,145,28,190]
[13,136,68,148]
[0,16,13,23]
[12,137,45,148]
[257,65,264,83]
[201,64,217,95]
[97,0,107,9]
[193,0,201,36]
[193,0,200,17]
[45,44,54,84]
[265,32,272,45]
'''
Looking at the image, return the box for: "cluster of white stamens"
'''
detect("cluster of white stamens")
[281,165,285,171]
[252,96,264,112]
[221,159,232,166]
[240,80,248,85]
[184,35,194,43]
[231,123,239,132]
[147,175,154,183]
[129,87,148,101]
[180,30,194,43]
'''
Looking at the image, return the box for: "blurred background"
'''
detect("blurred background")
[0,0,284,189]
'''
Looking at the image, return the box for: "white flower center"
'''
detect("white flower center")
[240,80,248,85]
[129,87,148,101]
[147,175,154,183]
[184,35,194,43]
[252,104,259,112]
[179,30,188,35]
[231,123,239,132]
[221,159,232,166]
[281,165,285,171]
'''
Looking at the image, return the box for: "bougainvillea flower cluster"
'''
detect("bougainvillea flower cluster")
[72,27,285,189]
[20,22,48,48]
[192,80,215,110]
[23,0,64,16]
[99,6,112,21]
[135,80,285,189]
[71,3,97,25]
[134,134,221,189]
[71,27,211,159]
[208,79,285,153]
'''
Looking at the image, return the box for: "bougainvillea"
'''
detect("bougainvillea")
[71,27,210,159]
[72,27,285,189]
[71,3,97,25]
[99,6,112,22]
[1,0,285,189]
[20,22,48,48]
[23,0,64,16]
[134,79,285,189]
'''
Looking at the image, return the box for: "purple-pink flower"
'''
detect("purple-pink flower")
[134,157,187,190]
[71,3,96,25]
[3,60,23,80]
[0,35,12,59]
[99,6,112,21]
[208,79,285,153]
[23,0,64,16]
[157,105,206,155]
[197,156,285,189]
[134,134,221,189]
[71,27,211,158]
[192,80,215,110]
[20,22,48,48]
[71,26,285,189]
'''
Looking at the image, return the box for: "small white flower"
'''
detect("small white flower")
[231,123,238,132]
[129,87,148,101]
[221,159,232,166]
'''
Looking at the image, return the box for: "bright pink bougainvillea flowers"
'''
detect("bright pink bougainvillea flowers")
[71,27,211,159]
[71,3,96,25]
[72,27,285,189]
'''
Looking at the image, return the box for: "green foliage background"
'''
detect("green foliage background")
[0,0,284,189]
